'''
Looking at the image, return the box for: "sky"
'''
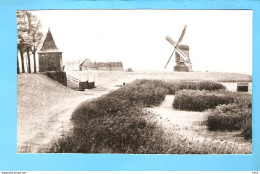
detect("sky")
[31,10,252,74]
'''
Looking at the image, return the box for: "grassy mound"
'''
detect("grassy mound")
[173,90,235,111]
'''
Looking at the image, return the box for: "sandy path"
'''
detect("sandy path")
[149,95,207,141]
[148,95,252,153]
[17,88,114,153]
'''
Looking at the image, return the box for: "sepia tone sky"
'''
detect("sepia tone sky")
[31,10,252,74]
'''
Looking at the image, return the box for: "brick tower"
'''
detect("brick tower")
[38,29,63,72]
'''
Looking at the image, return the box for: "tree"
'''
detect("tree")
[17,11,27,73]
[29,15,43,73]
[17,51,20,74]
[24,11,33,73]
[17,11,43,73]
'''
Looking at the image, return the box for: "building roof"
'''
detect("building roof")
[38,29,62,53]
[79,59,123,67]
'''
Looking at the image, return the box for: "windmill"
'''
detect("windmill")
[164,25,192,72]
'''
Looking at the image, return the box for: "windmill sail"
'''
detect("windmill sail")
[164,48,176,69]
[177,25,187,44]
[165,35,176,46]
[175,48,189,62]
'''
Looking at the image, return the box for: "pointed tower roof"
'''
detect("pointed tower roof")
[39,28,61,53]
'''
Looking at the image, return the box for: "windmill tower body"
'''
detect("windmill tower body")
[38,29,63,72]
[165,25,192,72]
[174,44,192,72]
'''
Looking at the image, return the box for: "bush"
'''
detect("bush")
[207,104,251,130]
[176,81,226,91]
[206,92,252,140]
[173,90,235,111]
[162,81,226,95]
[72,79,168,123]
[51,113,170,153]
[43,71,67,86]
[241,116,252,140]
[50,79,169,153]
[49,79,251,153]
[126,68,133,72]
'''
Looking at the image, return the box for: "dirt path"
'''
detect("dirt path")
[148,95,252,153]
[17,87,115,153]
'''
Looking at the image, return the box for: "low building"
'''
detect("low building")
[79,59,123,71]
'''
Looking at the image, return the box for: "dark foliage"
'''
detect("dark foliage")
[173,90,235,111]
[206,93,252,139]
[50,80,168,153]
[49,79,250,153]
[43,71,67,86]
[161,81,226,95]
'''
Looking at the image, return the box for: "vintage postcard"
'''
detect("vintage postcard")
[17,10,252,154]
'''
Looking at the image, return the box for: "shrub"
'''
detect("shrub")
[51,112,170,153]
[241,116,252,140]
[50,79,169,153]
[126,68,133,72]
[72,79,168,123]
[206,93,252,140]
[162,81,226,95]
[233,92,252,108]
[173,90,235,111]
[176,81,226,91]
[49,79,251,153]
[207,104,251,131]
[43,71,67,86]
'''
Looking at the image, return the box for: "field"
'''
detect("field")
[67,70,252,87]
[17,71,252,153]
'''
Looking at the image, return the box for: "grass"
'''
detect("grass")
[66,71,252,86]
[162,130,250,154]
[49,79,251,153]
[17,74,78,153]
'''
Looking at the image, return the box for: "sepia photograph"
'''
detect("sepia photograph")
[17,10,252,154]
